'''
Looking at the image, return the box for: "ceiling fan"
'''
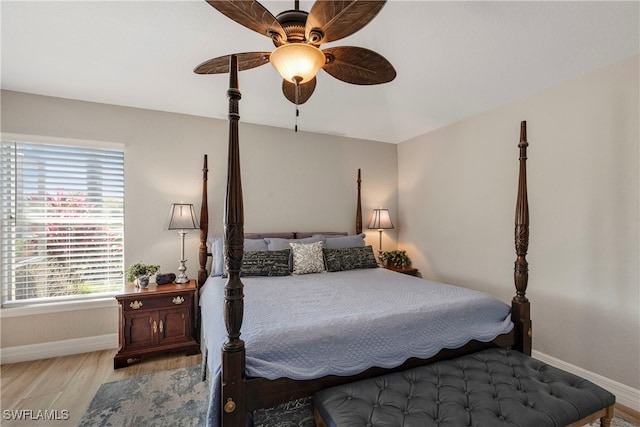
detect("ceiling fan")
[194,0,397,106]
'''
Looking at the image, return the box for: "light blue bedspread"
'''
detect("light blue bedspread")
[200,267,513,426]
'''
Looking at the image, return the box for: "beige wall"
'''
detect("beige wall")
[397,55,639,389]
[0,90,397,349]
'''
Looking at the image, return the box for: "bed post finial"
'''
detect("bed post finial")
[356,169,362,234]
[514,121,529,303]
[512,120,532,355]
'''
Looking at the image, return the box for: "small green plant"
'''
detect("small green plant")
[126,262,160,283]
[380,250,411,268]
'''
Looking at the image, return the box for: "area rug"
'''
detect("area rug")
[78,366,208,427]
[80,365,637,427]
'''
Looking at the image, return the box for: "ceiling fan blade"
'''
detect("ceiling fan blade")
[205,0,286,44]
[282,78,317,105]
[322,46,396,85]
[194,52,270,74]
[305,0,387,45]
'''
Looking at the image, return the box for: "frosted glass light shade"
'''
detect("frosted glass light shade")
[270,43,325,83]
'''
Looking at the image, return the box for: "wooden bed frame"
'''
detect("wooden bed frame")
[196,55,533,426]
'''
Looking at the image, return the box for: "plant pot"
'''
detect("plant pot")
[385,260,409,270]
[136,276,150,288]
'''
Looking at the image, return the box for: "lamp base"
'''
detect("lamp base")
[377,229,384,266]
[175,259,188,284]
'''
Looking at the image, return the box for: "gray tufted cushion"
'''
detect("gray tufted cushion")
[314,348,615,427]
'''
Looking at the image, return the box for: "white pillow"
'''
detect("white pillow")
[266,235,324,250]
[209,237,224,276]
[290,241,325,275]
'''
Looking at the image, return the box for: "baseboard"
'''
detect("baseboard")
[1,333,118,364]
[533,350,640,412]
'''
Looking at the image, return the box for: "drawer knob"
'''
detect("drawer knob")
[129,300,143,310]
[172,296,185,305]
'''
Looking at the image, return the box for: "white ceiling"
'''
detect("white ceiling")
[2,1,638,144]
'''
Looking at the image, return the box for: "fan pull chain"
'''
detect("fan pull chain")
[295,107,299,132]
[294,78,300,132]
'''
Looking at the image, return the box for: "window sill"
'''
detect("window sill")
[0,296,118,318]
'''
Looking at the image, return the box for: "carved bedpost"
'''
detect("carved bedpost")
[221,55,246,425]
[195,155,209,345]
[198,155,209,288]
[356,169,363,234]
[512,120,532,355]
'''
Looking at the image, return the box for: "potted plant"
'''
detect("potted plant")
[126,261,160,288]
[380,250,411,269]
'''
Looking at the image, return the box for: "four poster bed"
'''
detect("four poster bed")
[196,56,533,426]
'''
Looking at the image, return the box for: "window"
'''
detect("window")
[0,138,124,306]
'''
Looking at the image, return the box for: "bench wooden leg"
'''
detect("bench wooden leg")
[567,405,615,427]
[600,405,615,427]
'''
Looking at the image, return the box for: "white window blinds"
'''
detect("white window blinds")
[1,140,125,305]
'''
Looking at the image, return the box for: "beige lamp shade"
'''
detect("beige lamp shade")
[368,208,394,260]
[270,43,326,84]
[167,203,199,230]
[368,208,394,230]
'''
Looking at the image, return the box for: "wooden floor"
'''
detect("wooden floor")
[1,349,201,427]
[1,349,639,427]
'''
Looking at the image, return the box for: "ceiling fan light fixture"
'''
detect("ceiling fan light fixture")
[269,43,325,84]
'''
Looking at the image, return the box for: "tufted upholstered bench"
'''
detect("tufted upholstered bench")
[314,348,615,427]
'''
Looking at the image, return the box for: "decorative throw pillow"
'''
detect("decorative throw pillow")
[241,249,291,276]
[323,245,378,272]
[222,249,291,277]
[290,241,325,275]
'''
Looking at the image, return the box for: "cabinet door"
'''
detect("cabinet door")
[123,311,156,350]
[157,308,191,345]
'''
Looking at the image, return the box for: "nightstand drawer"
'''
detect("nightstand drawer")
[121,292,193,312]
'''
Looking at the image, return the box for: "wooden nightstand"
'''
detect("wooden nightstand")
[385,266,419,276]
[114,280,200,369]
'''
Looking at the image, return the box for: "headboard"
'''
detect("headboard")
[245,232,348,239]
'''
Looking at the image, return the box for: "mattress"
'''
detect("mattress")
[200,267,513,426]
